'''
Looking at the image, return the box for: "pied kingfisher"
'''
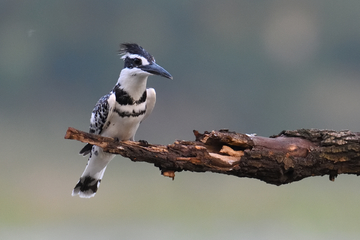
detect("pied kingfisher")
[72,43,172,198]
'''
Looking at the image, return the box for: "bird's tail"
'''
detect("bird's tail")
[72,146,115,198]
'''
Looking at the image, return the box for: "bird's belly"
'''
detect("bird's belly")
[102,113,144,140]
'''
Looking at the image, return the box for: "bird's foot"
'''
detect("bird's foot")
[138,139,149,147]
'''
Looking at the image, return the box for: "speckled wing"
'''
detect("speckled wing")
[79,92,116,155]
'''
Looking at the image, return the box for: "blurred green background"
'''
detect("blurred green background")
[1,0,360,239]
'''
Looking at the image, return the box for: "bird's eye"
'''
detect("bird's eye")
[133,58,142,66]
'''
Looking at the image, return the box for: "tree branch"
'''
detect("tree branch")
[64,127,360,185]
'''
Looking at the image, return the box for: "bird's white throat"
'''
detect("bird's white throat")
[117,68,149,100]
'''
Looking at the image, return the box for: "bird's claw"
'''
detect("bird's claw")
[138,139,149,147]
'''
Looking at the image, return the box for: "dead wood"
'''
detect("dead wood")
[65,127,360,185]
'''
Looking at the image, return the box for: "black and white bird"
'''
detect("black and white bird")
[72,43,172,198]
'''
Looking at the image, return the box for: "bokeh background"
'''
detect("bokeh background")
[1,0,360,239]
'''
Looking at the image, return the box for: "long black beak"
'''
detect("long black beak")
[140,63,173,79]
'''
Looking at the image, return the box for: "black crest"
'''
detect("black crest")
[119,43,154,63]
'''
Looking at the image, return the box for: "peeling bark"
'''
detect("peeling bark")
[65,127,360,185]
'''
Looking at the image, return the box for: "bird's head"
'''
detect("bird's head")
[119,43,172,80]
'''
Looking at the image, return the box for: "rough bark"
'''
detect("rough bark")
[64,127,360,185]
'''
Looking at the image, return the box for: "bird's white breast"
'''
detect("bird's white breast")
[101,101,146,140]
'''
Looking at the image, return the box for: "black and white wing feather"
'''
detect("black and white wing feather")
[142,88,156,122]
[79,92,116,155]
